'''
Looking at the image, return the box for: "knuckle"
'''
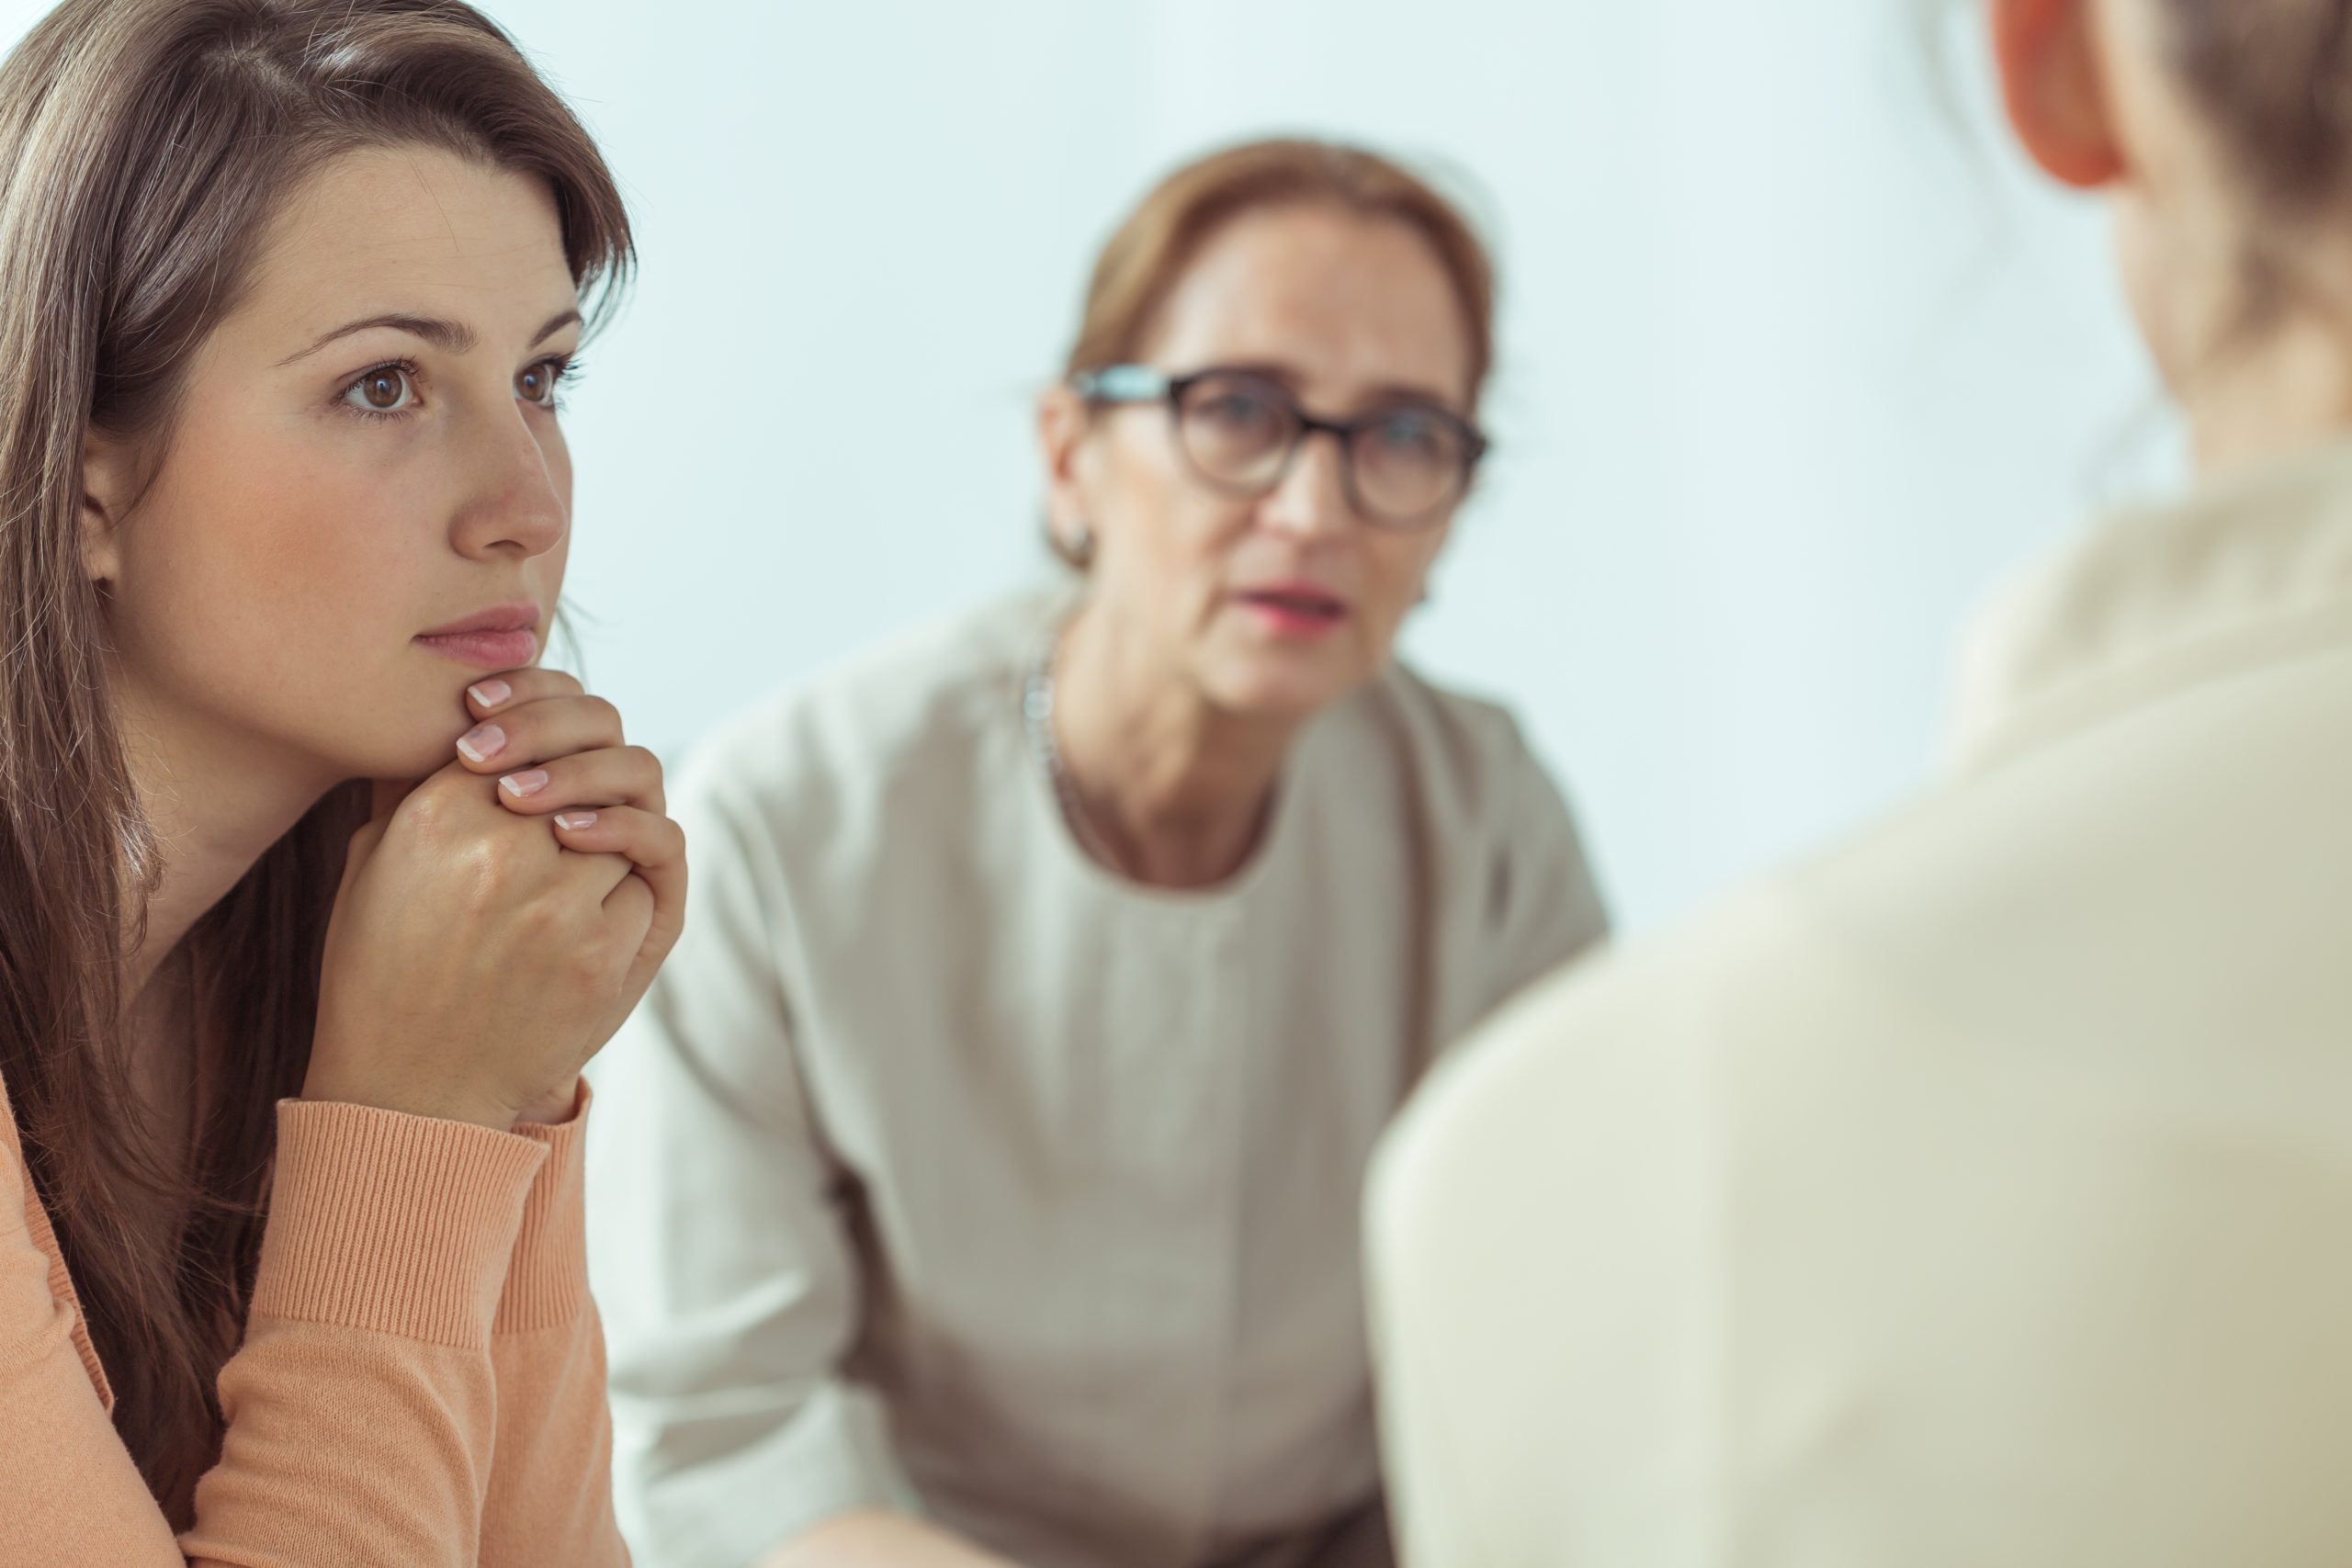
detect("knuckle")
[465,818,555,898]
[401,786,457,833]
[517,887,572,939]
[462,835,525,897]
[566,938,620,994]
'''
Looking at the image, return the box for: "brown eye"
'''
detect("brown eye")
[343,366,414,413]
[517,359,564,409]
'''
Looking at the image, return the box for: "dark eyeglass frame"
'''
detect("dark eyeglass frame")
[1070,363,1489,532]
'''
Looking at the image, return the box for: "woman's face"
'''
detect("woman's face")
[1050,203,1477,721]
[87,144,584,785]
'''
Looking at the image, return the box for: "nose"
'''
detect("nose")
[1255,427,1355,543]
[448,402,568,562]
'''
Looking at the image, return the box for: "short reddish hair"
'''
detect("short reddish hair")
[1063,137,1498,403]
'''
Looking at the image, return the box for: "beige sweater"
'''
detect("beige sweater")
[1370,439,2352,1567]
[589,586,1609,1568]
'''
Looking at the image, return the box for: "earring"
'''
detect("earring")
[1067,523,1097,569]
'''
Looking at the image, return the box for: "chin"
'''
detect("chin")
[1205,660,1363,722]
[319,693,481,784]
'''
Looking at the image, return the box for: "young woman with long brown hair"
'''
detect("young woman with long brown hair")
[0,0,684,1558]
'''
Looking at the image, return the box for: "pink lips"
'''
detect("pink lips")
[1234,581,1350,640]
[415,602,540,670]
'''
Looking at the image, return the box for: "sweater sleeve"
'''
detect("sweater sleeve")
[479,1086,629,1567]
[1,1082,556,1566]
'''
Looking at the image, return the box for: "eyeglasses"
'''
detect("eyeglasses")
[1070,364,1487,532]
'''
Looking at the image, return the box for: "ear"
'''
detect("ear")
[1992,0,2127,190]
[1035,385,1097,557]
[78,429,134,586]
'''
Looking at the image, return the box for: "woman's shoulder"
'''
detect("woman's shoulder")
[0,1055,99,1393]
[1333,660,1562,824]
[672,583,1065,833]
[0,1059,30,1205]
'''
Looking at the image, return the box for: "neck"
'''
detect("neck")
[2182,299,2352,476]
[114,676,337,1001]
[1050,602,1303,889]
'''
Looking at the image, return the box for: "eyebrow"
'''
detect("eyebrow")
[1218,361,1466,415]
[277,307,583,367]
[1365,380,1466,413]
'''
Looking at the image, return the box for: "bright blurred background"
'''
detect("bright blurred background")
[0,0,2183,931]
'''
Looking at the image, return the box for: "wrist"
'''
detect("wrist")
[299,1063,519,1133]
[513,1076,583,1126]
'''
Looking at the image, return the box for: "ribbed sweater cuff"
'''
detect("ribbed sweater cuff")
[251,1100,548,1349]
[497,1080,593,1335]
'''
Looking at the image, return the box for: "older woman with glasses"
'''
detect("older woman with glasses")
[588,139,1608,1568]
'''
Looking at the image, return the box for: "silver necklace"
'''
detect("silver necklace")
[1023,631,1127,871]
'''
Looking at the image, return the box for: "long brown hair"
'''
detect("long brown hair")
[0,0,630,1521]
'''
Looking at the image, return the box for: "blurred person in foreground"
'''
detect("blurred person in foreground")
[1370,2,2352,1563]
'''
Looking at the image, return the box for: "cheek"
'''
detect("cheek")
[108,410,462,765]
[1364,530,1447,626]
[138,428,424,640]
[1099,432,1248,587]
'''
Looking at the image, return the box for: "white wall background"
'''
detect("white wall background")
[2,0,2181,931]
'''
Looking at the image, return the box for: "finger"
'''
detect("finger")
[387,756,531,844]
[602,870,657,945]
[559,841,639,903]
[493,744,666,817]
[550,804,685,882]
[454,691,625,776]
[462,666,583,720]
[551,806,686,942]
[602,872,667,1007]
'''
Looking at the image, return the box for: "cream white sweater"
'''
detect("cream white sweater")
[1373,439,2352,1567]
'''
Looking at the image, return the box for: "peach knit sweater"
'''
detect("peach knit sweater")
[0,1064,628,1565]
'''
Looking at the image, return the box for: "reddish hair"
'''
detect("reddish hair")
[1064,136,1498,400]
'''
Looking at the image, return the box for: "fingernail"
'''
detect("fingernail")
[468,678,513,709]
[553,810,599,829]
[500,769,550,798]
[456,724,505,763]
